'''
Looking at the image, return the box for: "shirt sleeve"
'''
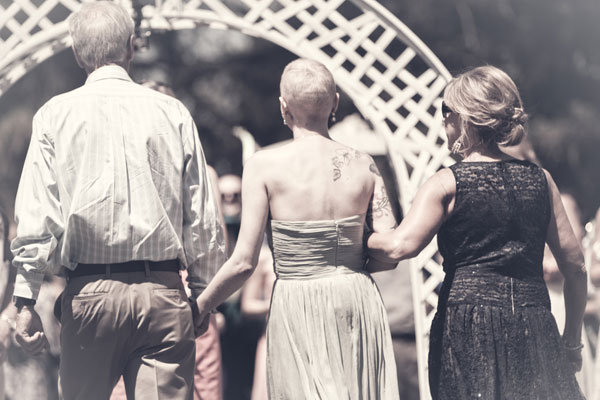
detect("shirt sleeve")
[10,106,64,300]
[180,110,227,299]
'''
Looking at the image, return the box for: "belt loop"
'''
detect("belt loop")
[144,261,150,277]
[105,264,111,278]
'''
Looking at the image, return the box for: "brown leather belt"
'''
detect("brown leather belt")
[67,259,180,279]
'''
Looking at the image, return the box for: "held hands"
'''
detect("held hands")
[0,318,12,363]
[15,306,49,355]
[189,297,210,337]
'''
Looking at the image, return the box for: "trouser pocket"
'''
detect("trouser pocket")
[54,291,63,323]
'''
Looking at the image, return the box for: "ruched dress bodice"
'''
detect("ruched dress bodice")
[429,160,584,400]
[266,214,399,400]
[270,214,365,279]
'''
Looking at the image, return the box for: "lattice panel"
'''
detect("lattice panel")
[0,1,453,398]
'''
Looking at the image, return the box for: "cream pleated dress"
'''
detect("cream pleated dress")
[266,214,399,400]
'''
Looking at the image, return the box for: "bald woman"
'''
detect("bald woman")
[194,59,400,399]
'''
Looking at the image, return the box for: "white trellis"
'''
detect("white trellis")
[0,0,454,398]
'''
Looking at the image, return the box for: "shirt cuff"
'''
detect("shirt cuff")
[13,267,44,300]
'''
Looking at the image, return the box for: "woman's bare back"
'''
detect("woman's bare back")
[255,135,376,222]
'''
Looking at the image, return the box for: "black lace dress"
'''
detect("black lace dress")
[429,160,584,400]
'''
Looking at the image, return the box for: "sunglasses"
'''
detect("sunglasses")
[441,101,454,118]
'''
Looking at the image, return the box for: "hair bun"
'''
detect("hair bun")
[511,107,528,125]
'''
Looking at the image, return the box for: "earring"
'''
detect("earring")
[330,112,336,123]
[451,140,462,154]
[282,115,287,125]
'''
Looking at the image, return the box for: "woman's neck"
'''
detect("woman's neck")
[291,125,331,141]
[462,143,509,162]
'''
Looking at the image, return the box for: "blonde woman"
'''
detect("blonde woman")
[369,66,587,399]
[194,58,399,399]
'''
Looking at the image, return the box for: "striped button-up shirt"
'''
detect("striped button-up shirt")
[11,65,226,300]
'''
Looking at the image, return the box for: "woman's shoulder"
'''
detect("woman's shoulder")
[431,168,457,199]
[412,168,456,203]
[245,146,286,168]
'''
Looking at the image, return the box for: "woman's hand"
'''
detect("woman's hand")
[562,338,584,372]
[565,347,583,372]
[194,313,211,337]
[190,297,210,337]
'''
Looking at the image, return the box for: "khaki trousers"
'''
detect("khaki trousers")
[59,270,195,400]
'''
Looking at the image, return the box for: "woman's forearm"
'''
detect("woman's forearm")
[562,264,587,345]
[196,258,255,314]
[367,231,399,263]
[368,230,421,263]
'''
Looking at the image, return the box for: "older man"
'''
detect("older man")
[10,2,226,399]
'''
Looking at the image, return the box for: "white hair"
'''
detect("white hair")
[68,1,134,73]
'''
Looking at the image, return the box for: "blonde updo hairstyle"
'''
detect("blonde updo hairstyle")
[444,65,528,155]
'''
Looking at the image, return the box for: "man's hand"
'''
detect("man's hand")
[0,318,12,363]
[15,306,49,355]
[194,313,210,337]
[189,297,210,337]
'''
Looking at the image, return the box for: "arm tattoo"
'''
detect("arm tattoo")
[367,186,397,231]
[331,149,361,181]
[372,186,392,218]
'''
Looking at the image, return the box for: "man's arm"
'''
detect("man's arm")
[12,106,64,298]
[180,110,227,299]
[10,107,60,354]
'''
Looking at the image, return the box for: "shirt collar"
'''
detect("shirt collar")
[85,65,133,85]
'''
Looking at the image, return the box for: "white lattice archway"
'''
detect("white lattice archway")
[0,0,453,398]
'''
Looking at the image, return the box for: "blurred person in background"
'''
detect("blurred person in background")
[240,243,276,400]
[368,65,587,399]
[588,207,600,289]
[0,208,11,399]
[585,207,600,352]
[10,2,225,399]
[219,174,242,250]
